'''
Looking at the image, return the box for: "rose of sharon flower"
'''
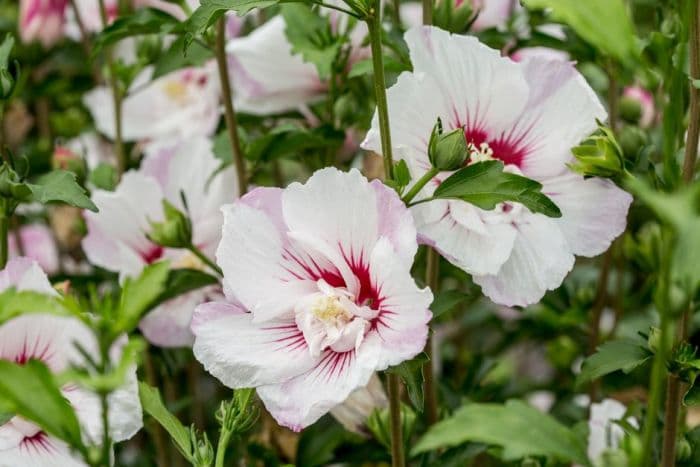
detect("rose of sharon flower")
[84,64,220,143]
[82,137,236,346]
[363,26,632,306]
[0,258,142,466]
[588,399,637,462]
[19,0,68,48]
[8,223,60,275]
[191,168,432,430]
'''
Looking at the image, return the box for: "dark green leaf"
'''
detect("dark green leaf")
[152,36,214,79]
[521,0,638,64]
[296,416,349,467]
[154,268,219,305]
[139,382,193,461]
[388,353,428,412]
[431,290,472,318]
[577,338,651,386]
[27,170,97,211]
[0,411,14,425]
[433,160,561,217]
[348,55,410,78]
[186,0,294,38]
[684,383,700,406]
[412,399,590,465]
[93,8,180,55]
[0,360,85,453]
[228,124,343,162]
[115,261,170,334]
[281,4,342,80]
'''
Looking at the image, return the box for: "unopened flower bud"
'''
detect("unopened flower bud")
[676,437,691,461]
[216,388,259,435]
[570,122,624,179]
[617,125,647,163]
[433,0,474,34]
[428,118,468,171]
[0,68,16,100]
[190,428,214,467]
[622,86,655,128]
[147,199,192,248]
[52,146,86,178]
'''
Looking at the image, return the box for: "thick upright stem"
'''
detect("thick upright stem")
[423,248,439,426]
[422,0,433,25]
[98,0,125,175]
[215,18,248,197]
[660,3,700,465]
[0,212,8,270]
[214,428,232,467]
[367,1,394,180]
[387,373,405,467]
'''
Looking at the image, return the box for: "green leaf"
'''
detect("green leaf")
[115,261,170,334]
[433,160,561,217]
[431,290,472,318]
[152,36,214,80]
[154,268,219,305]
[0,289,72,326]
[521,0,638,64]
[388,353,428,412]
[186,0,293,38]
[0,411,14,425]
[577,338,651,386]
[93,8,180,55]
[348,55,410,78]
[281,4,342,80]
[27,170,97,212]
[0,34,14,68]
[0,360,85,453]
[139,382,193,461]
[412,399,590,465]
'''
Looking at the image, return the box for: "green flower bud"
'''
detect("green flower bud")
[617,125,647,163]
[619,96,643,124]
[0,68,15,100]
[433,0,474,34]
[147,199,192,248]
[676,437,691,461]
[600,448,629,467]
[647,326,661,353]
[428,117,468,171]
[216,388,259,435]
[190,428,214,467]
[570,122,625,178]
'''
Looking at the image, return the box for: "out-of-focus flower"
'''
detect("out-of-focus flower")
[0,257,142,466]
[84,64,221,143]
[588,399,637,463]
[471,0,514,31]
[65,132,116,170]
[363,26,632,307]
[329,373,388,435]
[83,137,237,346]
[19,0,68,48]
[8,223,60,275]
[622,86,655,128]
[192,168,432,430]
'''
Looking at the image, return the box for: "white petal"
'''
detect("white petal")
[0,435,85,467]
[191,301,319,388]
[474,214,575,306]
[227,16,324,115]
[587,399,632,462]
[256,339,381,431]
[544,173,632,257]
[0,257,56,295]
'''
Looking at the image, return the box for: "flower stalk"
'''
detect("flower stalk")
[402,167,439,204]
[367,0,394,180]
[0,210,8,269]
[423,247,439,426]
[215,17,248,197]
[387,373,405,467]
[660,2,700,464]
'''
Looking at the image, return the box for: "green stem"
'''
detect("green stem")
[367,1,395,180]
[0,211,8,270]
[215,17,248,197]
[422,0,433,25]
[402,167,439,204]
[187,243,223,277]
[98,0,126,175]
[387,373,405,467]
[423,247,439,426]
[97,338,112,467]
[641,310,672,467]
[214,428,233,467]
[313,1,361,18]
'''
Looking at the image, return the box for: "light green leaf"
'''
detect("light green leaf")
[431,290,473,318]
[0,360,85,453]
[348,56,411,78]
[93,8,180,55]
[186,0,296,38]
[521,0,638,64]
[577,338,651,386]
[154,268,219,305]
[0,34,14,68]
[28,170,97,212]
[0,289,72,326]
[115,261,170,334]
[139,382,192,461]
[433,160,561,217]
[412,399,590,465]
[281,4,342,80]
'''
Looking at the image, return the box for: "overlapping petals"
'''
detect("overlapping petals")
[0,258,142,467]
[363,26,632,306]
[192,168,432,430]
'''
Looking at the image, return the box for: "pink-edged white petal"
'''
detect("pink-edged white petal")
[368,238,432,368]
[0,257,56,295]
[474,214,574,306]
[84,65,220,142]
[471,0,514,31]
[191,301,319,388]
[226,16,325,115]
[256,340,381,431]
[82,172,165,280]
[0,433,85,467]
[544,173,633,257]
[8,224,60,276]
